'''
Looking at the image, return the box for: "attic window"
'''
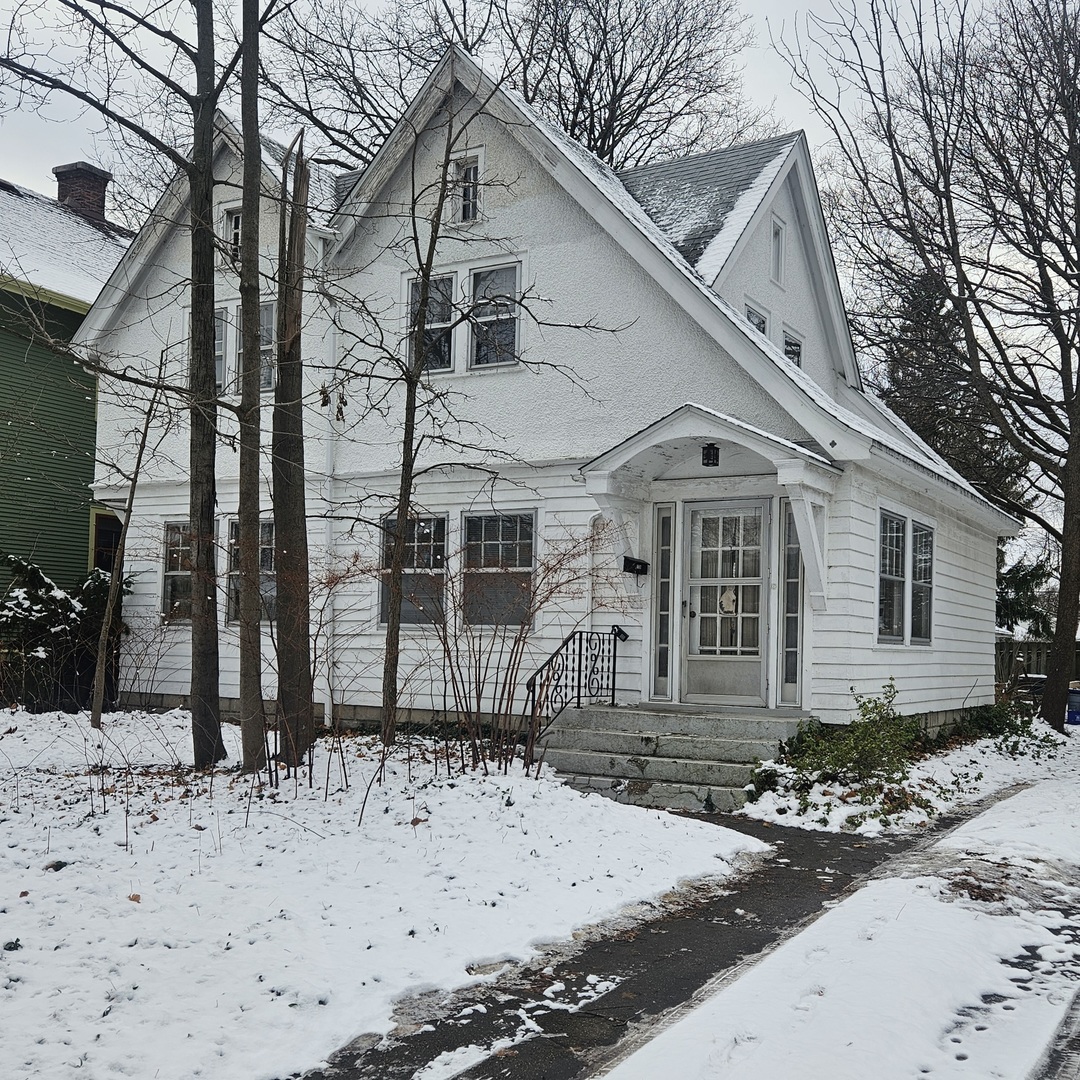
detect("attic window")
[771,218,785,285]
[745,304,767,335]
[783,332,802,367]
[457,158,480,223]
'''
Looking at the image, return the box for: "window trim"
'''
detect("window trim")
[236,300,276,393]
[222,207,243,266]
[745,301,769,337]
[469,263,520,369]
[380,514,448,626]
[408,273,456,372]
[226,518,277,624]
[162,521,193,622]
[877,509,934,646]
[770,216,786,286]
[462,510,536,626]
[782,330,803,367]
[449,146,485,226]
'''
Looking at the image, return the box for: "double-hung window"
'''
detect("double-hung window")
[878,511,933,644]
[227,519,276,622]
[213,308,228,391]
[463,513,534,625]
[237,301,276,391]
[225,209,243,263]
[471,265,518,367]
[381,516,447,624]
[409,275,454,372]
[163,522,193,620]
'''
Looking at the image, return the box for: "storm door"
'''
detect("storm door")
[683,503,769,706]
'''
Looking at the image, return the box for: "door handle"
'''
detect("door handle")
[689,610,697,618]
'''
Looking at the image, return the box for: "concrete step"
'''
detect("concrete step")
[540,726,780,764]
[541,747,754,788]
[552,705,806,743]
[558,773,747,812]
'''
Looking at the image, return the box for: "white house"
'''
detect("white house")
[81,49,1016,804]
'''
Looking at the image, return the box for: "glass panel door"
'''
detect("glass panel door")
[684,503,768,705]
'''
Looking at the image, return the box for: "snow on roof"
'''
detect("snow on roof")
[0,176,130,308]
[618,134,801,270]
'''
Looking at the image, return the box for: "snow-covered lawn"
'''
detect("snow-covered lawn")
[0,709,766,1080]
[608,731,1080,1080]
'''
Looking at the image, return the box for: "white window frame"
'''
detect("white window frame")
[770,216,786,286]
[782,328,803,367]
[461,509,536,626]
[380,514,448,626]
[162,521,193,622]
[226,518,277,623]
[236,300,276,392]
[449,146,485,226]
[745,301,769,337]
[470,263,520,369]
[222,207,243,265]
[877,508,935,646]
[407,273,456,372]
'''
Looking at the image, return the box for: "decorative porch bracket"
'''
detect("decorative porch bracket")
[776,459,838,612]
[585,471,649,597]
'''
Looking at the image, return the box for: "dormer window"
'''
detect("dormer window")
[457,157,480,222]
[771,217,785,285]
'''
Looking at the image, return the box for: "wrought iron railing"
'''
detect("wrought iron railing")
[523,626,627,764]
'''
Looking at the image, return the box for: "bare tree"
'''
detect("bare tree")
[261,0,774,172]
[0,0,264,761]
[783,0,1080,730]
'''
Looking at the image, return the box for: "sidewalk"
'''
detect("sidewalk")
[298,740,1080,1080]
[603,774,1080,1080]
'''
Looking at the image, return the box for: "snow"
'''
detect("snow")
[0,708,765,1080]
[605,732,1080,1080]
[694,148,789,284]
[0,180,129,307]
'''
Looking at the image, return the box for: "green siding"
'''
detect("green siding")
[0,293,96,594]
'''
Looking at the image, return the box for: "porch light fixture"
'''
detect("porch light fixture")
[702,442,720,467]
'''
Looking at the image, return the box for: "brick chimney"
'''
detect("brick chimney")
[52,161,112,222]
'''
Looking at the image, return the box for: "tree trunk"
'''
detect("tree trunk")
[273,140,315,767]
[1042,435,1080,733]
[238,0,266,772]
[188,0,225,767]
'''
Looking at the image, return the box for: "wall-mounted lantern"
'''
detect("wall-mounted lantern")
[702,442,720,467]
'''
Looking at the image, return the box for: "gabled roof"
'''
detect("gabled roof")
[618,134,801,268]
[0,177,130,311]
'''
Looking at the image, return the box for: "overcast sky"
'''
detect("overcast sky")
[0,0,827,198]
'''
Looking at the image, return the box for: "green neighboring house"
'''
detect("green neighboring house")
[0,163,130,595]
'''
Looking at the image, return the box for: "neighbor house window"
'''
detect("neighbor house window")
[163,522,193,620]
[911,522,933,643]
[237,301,276,391]
[409,275,454,372]
[771,218,785,284]
[381,516,446,624]
[463,512,534,624]
[878,512,934,644]
[745,304,767,335]
[471,265,519,367]
[783,332,802,367]
[213,308,228,391]
[226,209,243,262]
[227,519,276,622]
[457,158,480,222]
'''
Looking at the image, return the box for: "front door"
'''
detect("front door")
[683,503,768,705]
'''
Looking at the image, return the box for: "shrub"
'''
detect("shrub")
[784,680,921,786]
